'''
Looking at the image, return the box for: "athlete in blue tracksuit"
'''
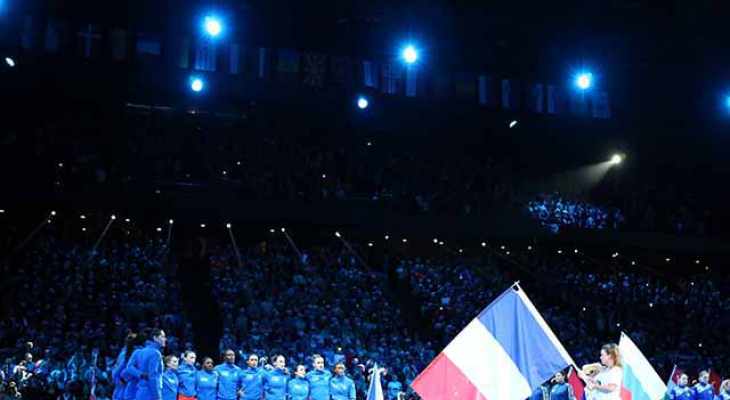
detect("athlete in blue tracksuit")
[692,372,715,400]
[329,363,355,400]
[287,366,309,400]
[530,384,549,400]
[197,358,218,400]
[307,355,331,400]
[239,354,264,400]
[112,347,128,400]
[718,380,730,400]
[162,356,179,400]
[133,331,166,400]
[121,346,145,400]
[669,374,692,400]
[177,351,198,399]
[262,356,289,400]
[214,350,242,400]
[550,372,575,400]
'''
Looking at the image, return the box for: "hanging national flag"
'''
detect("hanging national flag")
[362,60,379,89]
[302,53,326,90]
[21,16,42,50]
[44,19,71,53]
[228,43,240,74]
[405,65,419,97]
[411,284,575,400]
[591,91,611,119]
[194,37,216,71]
[569,91,588,116]
[381,62,403,95]
[76,23,102,58]
[109,28,129,61]
[618,333,667,400]
[568,366,585,400]
[455,73,476,98]
[547,84,567,114]
[136,32,161,56]
[662,366,682,400]
[178,37,190,68]
[257,47,269,79]
[478,75,496,106]
[367,364,385,400]
[330,55,353,85]
[527,83,545,113]
[502,79,521,109]
[277,50,300,74]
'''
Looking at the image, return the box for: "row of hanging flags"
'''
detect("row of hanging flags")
[409,283,671,400]
[17,15,610,119]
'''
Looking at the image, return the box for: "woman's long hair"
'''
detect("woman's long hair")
[601,343,622,368]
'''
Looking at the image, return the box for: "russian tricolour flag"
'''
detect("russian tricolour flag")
[411,284,575,400]
[619,333,667,400]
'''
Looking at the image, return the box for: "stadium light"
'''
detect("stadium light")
[204,16,222,37]
[190,77,204,93]
[357,96,369,110]
[5,57,15,68]
[402,45,418,64]
[576,73,592,90]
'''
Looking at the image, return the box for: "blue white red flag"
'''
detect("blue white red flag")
[411,284,575,400]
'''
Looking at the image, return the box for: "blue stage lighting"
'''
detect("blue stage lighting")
[725,96,730,110]
[5,57,15,68]
[204,16,222,37]
[190,78,204,92]
[357,97,369,109]
[576,73,592,90]
[403,45,418,64]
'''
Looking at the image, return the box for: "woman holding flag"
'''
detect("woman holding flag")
[579,344,622,400]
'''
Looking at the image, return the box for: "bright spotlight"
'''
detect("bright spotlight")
[204,17,222,37]
[509,120,518,128]
[403,45,418,64]
[190,78,204,92]
[335,231,341,238]
[576,73,592,90]
[610,154,623,165]
[226,223,232,229]
[5,57,15,68]
[169,219,174,225]
[50,211,57,216]
[111,215,116,220]
[357,97,369,109]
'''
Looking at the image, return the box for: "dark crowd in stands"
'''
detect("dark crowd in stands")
[0,214,727,400]
[0,107,719,237]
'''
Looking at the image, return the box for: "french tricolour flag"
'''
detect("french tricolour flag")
[618,333,667,400]
[411,284,575,400]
